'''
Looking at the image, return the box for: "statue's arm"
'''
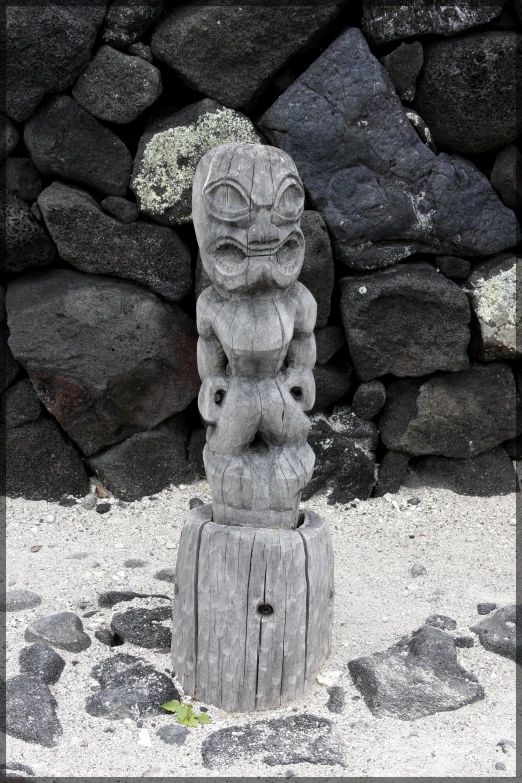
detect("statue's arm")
[197,290,229,423]
[283,283,317,411]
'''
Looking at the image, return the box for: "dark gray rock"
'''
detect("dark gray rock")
[471,605,520,662]
[426,614,457,631]
[202,713,344,768]
[5,675,62,747]
[259,28,518,271]
[415,32,521,154]
[326,686,345,714]
[379,363,516,458]
[405,447,517,497]
[435,256,471,280]
[3,191,56,274]
[491,145,522,209]
[59,496,78,508]
[98,590,169,608]
[340,263,470,380]
[95,628,118,647]
[410,563,427,578]
[466,253,518,361]
[352,381,386,420]
[304,407,377,504]
[189,497,204,510]
[39,183,191,303]
[73,45,162,124]
[454,635,475,649]
[1,158,42,202]
[131,99,260,226]
[362,1,502,43]
[19,643,65,685]
[299,211,334,328]
[7,416,90,501]
[87,414,189,501]
[6,4,106,122]
[25,612,91,652]
[348,624,484,719]
[380,41,423,101]
[128,43,153,62]
[124,558,147,569]
[1,589,41,612]
[111,606,172,649]
[0,286,5,325]
[96,503,111,515]
[154,568,176,585]
[102,0,171,47]
[1,113,20,164]
[405,109,437,153]
[5,379,42,429]
[157,724,189,746]
[312,363,352,412]
[151,5,341,110]
[7,269,199,456]
[2,330,20,392]
[24,95,132,197]
[374,451,410,497]
[187,428,206,480]
[100,196,139,223]
[0,761,36,779]
[315,327,345,366]
[503,436,522,460]
[477,602,497,616]
[86,652,180,719]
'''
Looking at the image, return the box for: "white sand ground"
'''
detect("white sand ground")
[4,481,518,778]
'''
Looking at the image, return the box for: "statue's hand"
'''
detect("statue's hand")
[198,375,230,425]
[281,366,315,411]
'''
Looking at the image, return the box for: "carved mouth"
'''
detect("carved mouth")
[211,233,303,277]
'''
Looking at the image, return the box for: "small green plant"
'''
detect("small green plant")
[160,699,211,727]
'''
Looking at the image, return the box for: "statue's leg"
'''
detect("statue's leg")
[258,378,311,448]
[205,377,261,455]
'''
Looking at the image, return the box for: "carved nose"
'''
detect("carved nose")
[247,208,279,246]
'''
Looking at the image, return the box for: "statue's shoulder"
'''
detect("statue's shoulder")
[289,281,317,335]
[196,285,226,333]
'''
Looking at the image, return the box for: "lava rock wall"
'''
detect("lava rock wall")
[3,1,520,502]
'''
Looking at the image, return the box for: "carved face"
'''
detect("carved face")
[193,143,305,297]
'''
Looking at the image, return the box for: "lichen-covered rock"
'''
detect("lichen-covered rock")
[7,269,199,456]
[1,157,42,202]
[151,5,342,110]
[380,41,423,101]
[6,4,106,122]
[379,363,516,458]
[415,32,521,154]
[465,253,519,361]
[491,145,522,209]
[24,95,133,197]
[102,0,171,47]
[131,99,260,225]
[38,182,191,302]
[340,263,470,380]
[4,378,42,428]
[404,448,517,497]
[3,191,56,274]
[72,45,162,124]
[259,28,518,271]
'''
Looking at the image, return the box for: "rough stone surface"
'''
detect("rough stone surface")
[6,4,106,122]
[348,624,484,719]
[153,568,176,585]
[38,183,191,302]
[2,332,21,392]
[426,614,457,631]
[102,0,171,47]
[201,714,345,768]
[24,95,133,197]
[465,253,519,361]
[298,211,335,327]
[87,415,189,502]
[362,2,503,43]
[85,653,179,719]
[151,5,341,110]
[187,428,206,480]
[379,363,516,458]
[491,145,522,209]
[471,605,520,663]
[315,327,345,366]
[1,158,42,202]
[326,686,345,714]
[374,451,410,497]
[312,363,353,413]
[19,643,65,685]
[25,612,91,652]
[111,606,172,649]
[477,602,497,616]
[259,28,518,271]
[100,196,139,223]
[3,191,56,274]
[4,675,62,748]
[1,589,41,612]
[340,263,470,380]
[131,99,260,225]
[7,269,199,456]
[435,256,471,280]
[157,724,189,746]
[2,112,20,164]
[5,379,42,429]
[7,416,90,501]
[503,435,522,460]
[73,45,162,124]
[415,32,521,154]
[404,448,517,497]
[128,43,153,62]
[380,41,423,101]
[98,590,169,609]
[352,381,386,420]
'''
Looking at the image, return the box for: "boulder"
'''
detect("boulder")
[312,363,352,412]
[4,378,42,428]
[150,5,342,110]
[380,41,423,101]
[128,43,153,62]
[491,145,522,209]
[38,183,191,302]
[72,45,162,124]
[465,253,519,361]
[111,606,172,649]
[0,158,42,202]
[379,363,516,458]
[7,416,89,501]
[1,589,42,612]
[7,269,200,456]
[259,28,518,271]
[3,191,56,274]
[131,99,260,225]
[87,415,190,501]
[415,32,521,154]
[1,112,20,164]
[299,211,334,327]
[100,196,139,223]
[25,612,91,652]
[6,4,106,122]
[352,380,386,420]
[374,451,410,497]
[340,263,470,380]
[19,643,66,685]
[4,675,62,747]
[102,0,171,47]
[24,95,133,197]
[404,448,517,497]
[315,327,345,366]
[362,1,502,43]
[435,256,471,280]
[471,605,521,662]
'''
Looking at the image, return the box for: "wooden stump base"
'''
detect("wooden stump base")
[171,504,334,712]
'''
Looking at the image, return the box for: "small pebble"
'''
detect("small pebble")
[477,602,497,615]
[285,771,295,778]
[96,503,112,515]
[124,558,147,569]
[138,729,152,747]
[59,496,77,507]
[81,494,97,510]
[189,497,204,510]
[407,497,421,505]
[495,762,506,770]
[45,514,55,523]
[410,563,427,577]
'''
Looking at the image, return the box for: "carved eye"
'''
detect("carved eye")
[274,179,304,221]
[205,182,250,220]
